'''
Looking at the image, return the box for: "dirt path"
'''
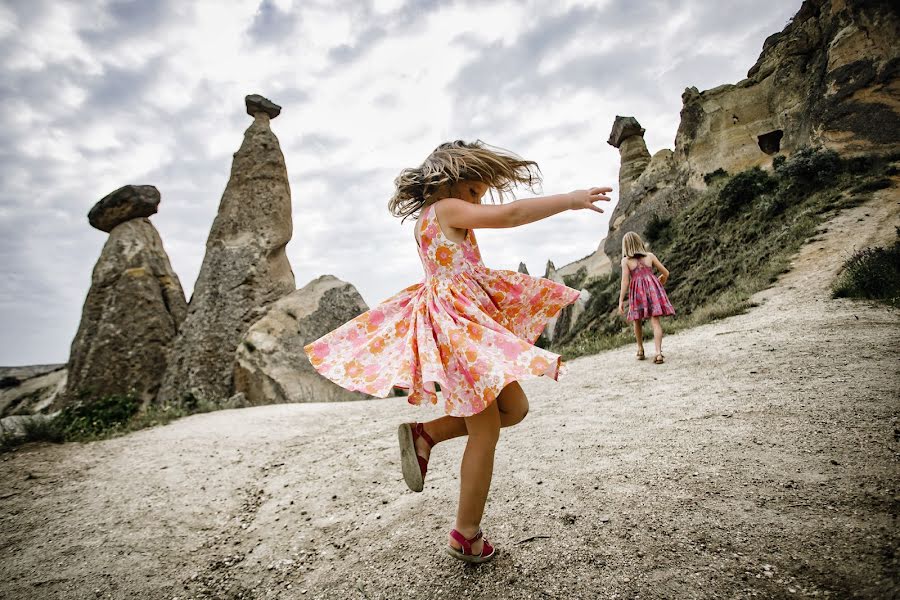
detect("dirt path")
[2,191,899,600]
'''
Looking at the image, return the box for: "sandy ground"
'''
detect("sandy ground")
[1,191,899,600]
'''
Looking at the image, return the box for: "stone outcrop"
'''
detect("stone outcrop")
[517,262,529,275]
[0,364,66,417]
[604,0,900,262]
[233,275,370,405]
[157,95,295,406]
[558,238,613,281]
[539,261,590,344]
[63,216,187,406]
[88,185,160,232]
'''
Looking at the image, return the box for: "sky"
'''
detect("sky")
[0,0,804,366]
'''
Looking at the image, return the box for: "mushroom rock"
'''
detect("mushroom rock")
[157,94,296,407]
[62,208,187,407]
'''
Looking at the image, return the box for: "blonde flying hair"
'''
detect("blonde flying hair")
[388,140,541,222]
[622,231,649,258]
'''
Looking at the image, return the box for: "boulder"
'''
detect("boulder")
[0,364,66,417]
[517,262,529,275]
[158,95,296,406]
[88,185,160,232]
[63,218,187,406]
[233,275,370,404]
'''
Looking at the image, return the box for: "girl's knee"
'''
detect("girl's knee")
[508,402,528,425]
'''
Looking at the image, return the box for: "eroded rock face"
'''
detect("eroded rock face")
[158,100,295,406]
[88,185,160,232]
[603,0,899,263]
[63,218,187,406]
[233,275,370,405]
[518,262,529,275]
[0,365,66,417]
[559,239,612,282]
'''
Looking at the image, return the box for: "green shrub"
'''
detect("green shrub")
[776,146,842,190]
[703,168,728,185]
[56,393,142,441]
[562,266,588,290]
[718,167,777,220]
[644,214,673,245]
[832,235,900,306]
[772,155,786,169]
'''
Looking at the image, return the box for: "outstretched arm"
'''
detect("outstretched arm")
[651,253,670,285]
[436,187,612,230]
[618,257,630,315]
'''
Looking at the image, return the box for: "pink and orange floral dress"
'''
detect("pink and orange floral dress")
[303,203,581,417]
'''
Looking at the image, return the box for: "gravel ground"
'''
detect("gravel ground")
[1,190,898,600]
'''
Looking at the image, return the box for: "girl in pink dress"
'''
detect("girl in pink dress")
[304,140,611,563]
[617,231,675,364]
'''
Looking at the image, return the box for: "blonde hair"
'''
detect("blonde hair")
[622,231,649,258]
[388,140,541,222]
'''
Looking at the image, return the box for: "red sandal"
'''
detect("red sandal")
[446,528,496,564]
[398,422,434,492]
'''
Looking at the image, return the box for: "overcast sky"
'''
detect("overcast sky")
[0,0,803,365]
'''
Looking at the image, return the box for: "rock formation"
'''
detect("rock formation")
[558,238,613,281]
[233,275,370,405]
[517,262,529,275]
[157,95,295,407]
[538,260,590,345]
[88,185,160,232]
[0,364,66,417]
[62,186,188,406]
[604,0,900,261]
[540,261,566,344]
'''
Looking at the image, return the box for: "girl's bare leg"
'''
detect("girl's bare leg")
[633,320,644,354]
[450,398,500,555]
[650,316,663,356]
[417,382,529,458]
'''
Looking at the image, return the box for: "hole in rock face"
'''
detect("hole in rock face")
[758,130,783,155]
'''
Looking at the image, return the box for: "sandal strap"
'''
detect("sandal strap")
[449,529,472,555]
[448,528,483,556]
[413,423,435,448]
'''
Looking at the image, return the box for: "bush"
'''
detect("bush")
[562,266,588,290]
[644,214,673,245]
[56,393,142,440]
[718,167,777,220]
[832,235,900,306]
[703,168,728,185]
[776,146,842,191]
[772,155,786,169]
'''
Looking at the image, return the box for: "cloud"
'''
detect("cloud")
[246,0,301,45]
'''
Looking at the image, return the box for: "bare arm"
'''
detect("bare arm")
[436,187,612,230]
[618,257,630,315]
[650,253,670,285]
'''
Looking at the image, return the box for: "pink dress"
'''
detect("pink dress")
[626,256,675,322]
[303,203,581,417]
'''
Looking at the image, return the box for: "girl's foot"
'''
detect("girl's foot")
[636,347,645,360]
[446,528,496,564]
[398,422,434,492]
[654,354,665,364]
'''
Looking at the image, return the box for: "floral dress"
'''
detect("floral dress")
[303,203,581,417]
[626,257,675,322]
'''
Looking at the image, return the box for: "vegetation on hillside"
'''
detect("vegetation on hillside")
[0,391,218,453]
[555,148,898,358]
[832,228,900,307]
